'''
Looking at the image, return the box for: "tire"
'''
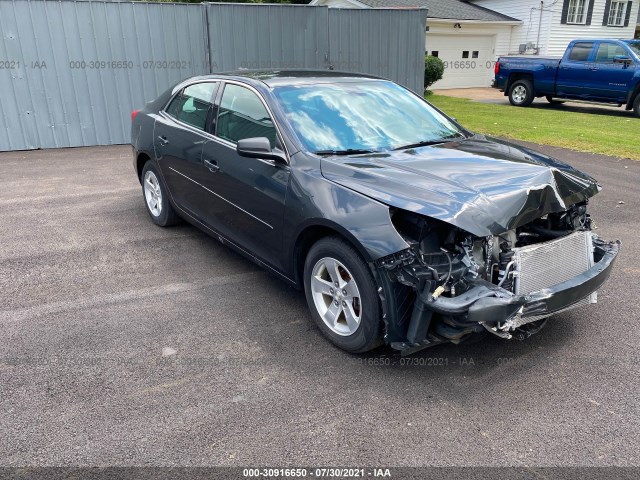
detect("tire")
[303,236,383,353]
[508,79,534,107]
[140,161,180,227]
[545,95,564,105]
[634,94,640,118]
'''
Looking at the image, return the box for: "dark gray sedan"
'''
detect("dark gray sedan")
[131,71,619,355]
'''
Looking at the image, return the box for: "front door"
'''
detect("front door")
[199,83,289,268]
[589,41,637,102]
[154,82,220,220]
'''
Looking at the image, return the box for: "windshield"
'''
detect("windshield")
[272,80,464,154]
[627,41,640,58]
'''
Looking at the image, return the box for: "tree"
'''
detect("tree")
[424,55,445,93]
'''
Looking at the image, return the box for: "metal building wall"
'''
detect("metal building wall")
[206,4,330,72]
[206,4,426,95]
[0,1,426,152]
[328,9,426,95]
[0,0,207,151]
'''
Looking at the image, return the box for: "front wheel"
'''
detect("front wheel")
[633,94,640,118]
[303,237,383,353]
[509,79,534,107]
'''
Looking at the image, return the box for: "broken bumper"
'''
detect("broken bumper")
[428,238,620,327]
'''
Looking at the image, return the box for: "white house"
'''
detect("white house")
[473,0,639,56]
[309,0,640,89]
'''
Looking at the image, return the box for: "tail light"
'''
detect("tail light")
[494,61,500,76]
[131,110,140,122]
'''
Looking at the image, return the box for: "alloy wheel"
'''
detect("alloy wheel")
[144,170,162,217]
[512,85,527,104]
[310,257,362,336]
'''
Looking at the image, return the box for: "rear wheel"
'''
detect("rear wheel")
[633,94,640,118]
[141,161,180,227]
[509,79,534,107]
[303,237,383,353]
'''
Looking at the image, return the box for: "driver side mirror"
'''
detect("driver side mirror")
[236,137,287,164]
[613,55,633,66]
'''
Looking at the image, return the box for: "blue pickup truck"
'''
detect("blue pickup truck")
[494,39,640,117]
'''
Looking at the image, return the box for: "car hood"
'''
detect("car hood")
[320,136,601,236]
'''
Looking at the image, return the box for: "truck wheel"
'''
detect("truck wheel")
[546,96,564,105]
[634,94,640,118]
[509,79,534,107]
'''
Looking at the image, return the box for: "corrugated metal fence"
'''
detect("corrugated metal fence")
[0,0,426,151]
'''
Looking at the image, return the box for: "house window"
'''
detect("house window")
[431,51,439,57]
[607,1,627,26]
[462,51,469,58]
[567,0,587,24]
[472,51,479,58]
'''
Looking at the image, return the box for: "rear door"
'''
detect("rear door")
[198,82,289,268]
[589,41,637,102]
[556,42,595,98]
[153,82,219,219]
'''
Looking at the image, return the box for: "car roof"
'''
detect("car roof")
[187,70,386,88]
[570,38,636,42]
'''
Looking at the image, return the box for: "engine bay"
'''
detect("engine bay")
[375,202,616,354]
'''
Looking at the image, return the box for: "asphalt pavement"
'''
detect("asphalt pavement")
[1,143,639,468]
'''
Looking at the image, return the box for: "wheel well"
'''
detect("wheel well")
[293,225,367,287]
[136,152,151,182]
[507,73,534,92]
[627,85,640,110]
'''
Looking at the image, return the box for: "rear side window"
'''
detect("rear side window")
[216,84,277,148]
[568,42,594,62]
[165,82,218,131]
[595,43,628,63]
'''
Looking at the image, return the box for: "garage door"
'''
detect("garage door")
[427,34,496,89]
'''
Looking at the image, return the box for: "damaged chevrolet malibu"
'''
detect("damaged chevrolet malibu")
[131,71,620,355]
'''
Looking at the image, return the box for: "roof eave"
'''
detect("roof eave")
[427,17,522,25]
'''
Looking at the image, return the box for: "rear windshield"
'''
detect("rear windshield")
[272,80,464,153]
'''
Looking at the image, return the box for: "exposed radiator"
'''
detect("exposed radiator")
[513,231,596,320]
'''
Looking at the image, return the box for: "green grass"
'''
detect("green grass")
[428,94,640,160]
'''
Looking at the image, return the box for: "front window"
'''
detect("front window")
[216,84,277,148]
[272,80,464,154]
[567,0,587,24]
[608,1,627,26]
[595,42,628,62]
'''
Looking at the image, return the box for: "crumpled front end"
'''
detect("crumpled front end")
[376,202,620,355]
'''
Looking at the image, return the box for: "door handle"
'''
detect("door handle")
[204,159,219,172]
[157,135,169,146]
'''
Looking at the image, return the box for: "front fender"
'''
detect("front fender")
[283,153,410,278]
